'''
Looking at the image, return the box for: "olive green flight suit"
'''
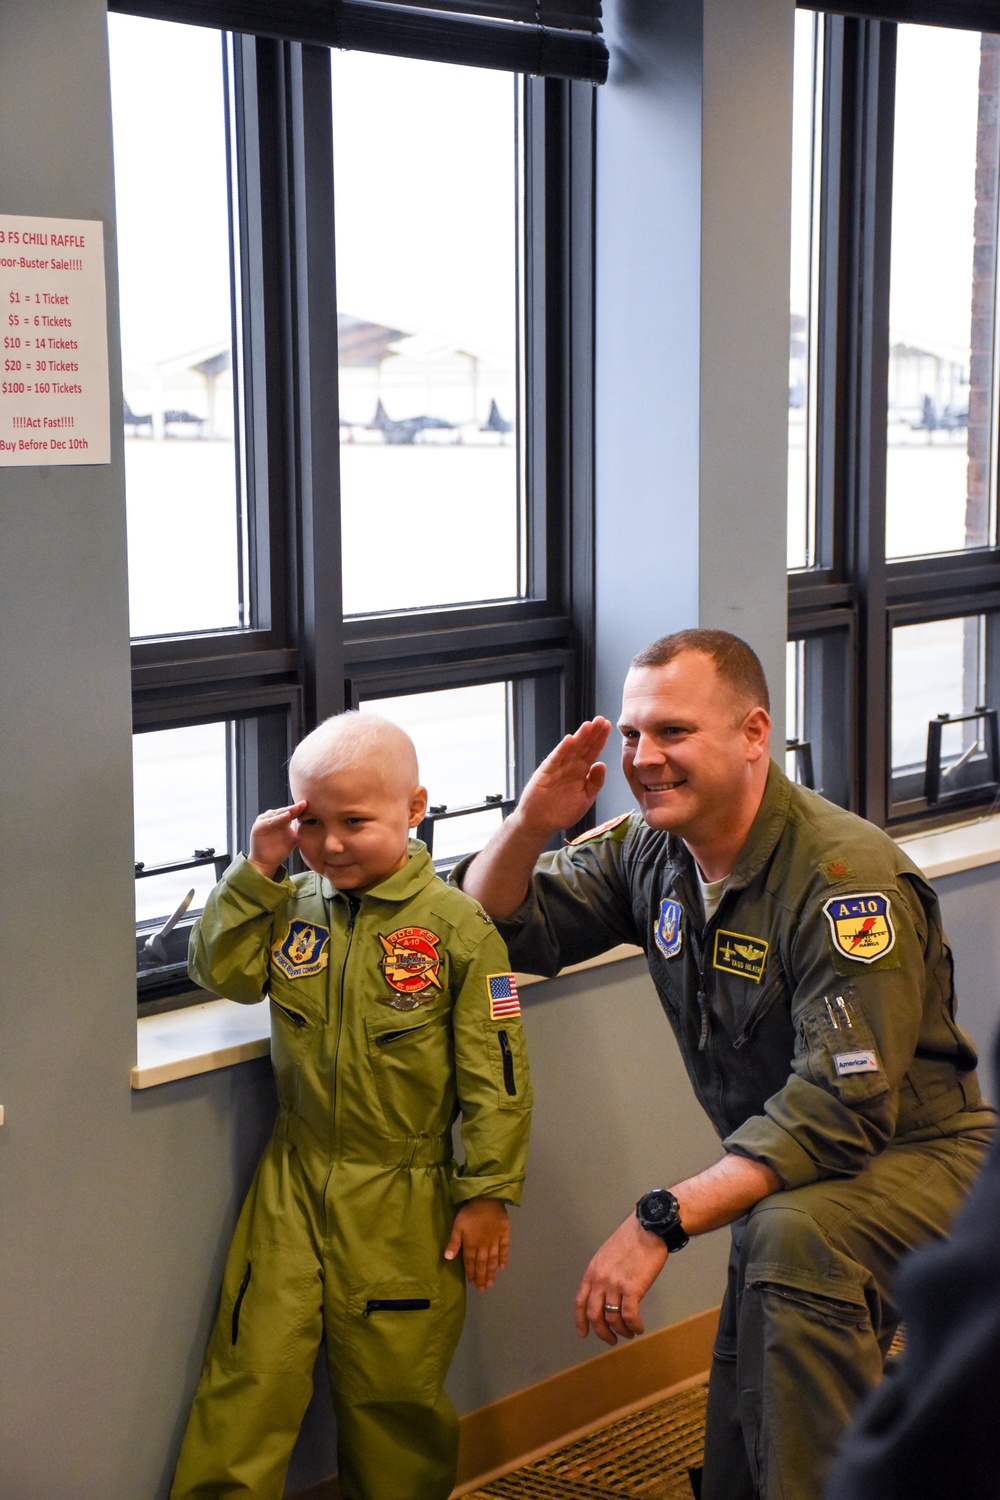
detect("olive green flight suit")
[468,765,993,1500]
[171,845,531,1500]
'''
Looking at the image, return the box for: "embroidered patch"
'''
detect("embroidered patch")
[567,812,630,846]
[834,1049,880,1077]
[822,893,895,964]
[272,920,330,979]
[713,930,769,983]
[653,898,683,960]
[378,927,442,1007]
[487,973,521,1019]
[822,858,855,883]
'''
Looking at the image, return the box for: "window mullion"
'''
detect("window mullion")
[844,17,895,825]
[285,40,344,727]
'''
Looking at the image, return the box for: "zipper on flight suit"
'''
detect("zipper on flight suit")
[497,1030,517,1095]
[273,1000,307,1028]
[332,895,361,1148]
[363,1297,431,1317]
[733,970,786,1050]
[376,1020,431,1048]
[231,1261,252,1345]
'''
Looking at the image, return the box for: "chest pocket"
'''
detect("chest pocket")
[366,1013,454,1136]
[797,989,890,1106]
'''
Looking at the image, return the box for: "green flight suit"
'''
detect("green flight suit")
[470,764,993,1500]
[171,844,531,1500]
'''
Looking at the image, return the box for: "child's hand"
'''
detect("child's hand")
[247,800,308,878]
[444,1199,510,1290]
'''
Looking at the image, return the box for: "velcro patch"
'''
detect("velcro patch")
[272,920,330,979]
[488,973,521,1019]
[654,898,683,960]
[567,812,630,846]
[713,930,768,983]
[834,1050,880,1077]
[822,893,895,964]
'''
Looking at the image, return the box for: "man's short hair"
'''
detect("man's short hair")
[631,629,770,716]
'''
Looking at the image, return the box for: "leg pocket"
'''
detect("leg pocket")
[338,1281,459,1403]
[213,1233,323,1374]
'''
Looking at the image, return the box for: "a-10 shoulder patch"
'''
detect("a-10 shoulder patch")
[822,892,895,964]
[567,812,631,846]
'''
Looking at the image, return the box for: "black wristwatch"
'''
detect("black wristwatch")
[636,1189,689,1252]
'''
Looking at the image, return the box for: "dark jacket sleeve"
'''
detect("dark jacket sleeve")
[454,818,642,977]
[825,1033,1000,1499]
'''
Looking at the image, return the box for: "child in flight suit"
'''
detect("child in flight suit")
[170,713,532,1500]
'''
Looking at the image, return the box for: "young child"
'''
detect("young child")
[171,712,532,1500]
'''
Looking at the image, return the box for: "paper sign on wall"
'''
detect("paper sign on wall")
[0,213,110,466]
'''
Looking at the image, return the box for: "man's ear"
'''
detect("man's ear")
[409,785,429,828]
[744,707,771,762]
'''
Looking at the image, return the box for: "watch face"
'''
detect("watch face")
[640,1189,676,1225]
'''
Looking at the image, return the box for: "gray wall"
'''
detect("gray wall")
[594,0,793,815]
[10,2,996,1499]
[936,864,1000,1101]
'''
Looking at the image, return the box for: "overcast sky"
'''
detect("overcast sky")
[108,14,517,369]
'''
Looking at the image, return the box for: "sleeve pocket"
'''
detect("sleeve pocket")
[485,1022,527,1108]
[798,987,890,1106]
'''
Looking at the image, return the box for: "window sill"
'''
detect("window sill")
[894,811,1000,881]
[133,813,1000,1091]
[132,944,644,1090]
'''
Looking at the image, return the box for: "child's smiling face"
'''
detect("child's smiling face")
[290,764,427,895]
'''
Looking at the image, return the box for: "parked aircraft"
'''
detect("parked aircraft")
[481,398,513,435]
[368,399,455,445]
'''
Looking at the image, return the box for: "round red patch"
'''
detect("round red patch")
[378,927,442,995]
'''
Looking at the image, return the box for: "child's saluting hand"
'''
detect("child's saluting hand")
[444,1198,511,1290]
[247,800,308,879]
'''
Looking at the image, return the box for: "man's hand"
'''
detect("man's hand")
[515,717,613,839]
[462,717,613,919]
[444,1199,510,1290]
[574,1213,668,1347]
[247,800,308,879]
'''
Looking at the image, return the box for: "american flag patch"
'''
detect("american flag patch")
[487,973,521,1019]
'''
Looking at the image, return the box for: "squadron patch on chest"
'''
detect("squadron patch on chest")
[822,893,895,964]
[713,930,768,982]
[653,898,683,960]
[378,927,443,1008]
[272,920,330,979]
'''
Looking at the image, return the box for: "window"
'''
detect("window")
[112,7,599,1004]
[788,7,1000,831]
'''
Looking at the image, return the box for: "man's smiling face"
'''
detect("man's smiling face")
[618,651,769,845]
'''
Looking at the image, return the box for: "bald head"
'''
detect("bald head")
[289,712,420,800]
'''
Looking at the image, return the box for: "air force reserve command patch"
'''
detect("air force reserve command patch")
[272,920,330,979]
[654,898,683,960]
[822,893,896,964]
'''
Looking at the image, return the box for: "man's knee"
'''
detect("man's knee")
[740,1199,834,1285]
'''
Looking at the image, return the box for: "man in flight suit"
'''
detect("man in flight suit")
[171,713,531,1500]
[458,628,992,1500]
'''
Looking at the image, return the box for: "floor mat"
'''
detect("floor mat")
[467,1382,707,1499]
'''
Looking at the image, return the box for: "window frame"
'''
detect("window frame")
[789,10,1000,833]
[122,20,597,1002]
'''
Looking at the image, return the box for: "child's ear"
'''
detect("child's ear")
[408,785,429,828]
